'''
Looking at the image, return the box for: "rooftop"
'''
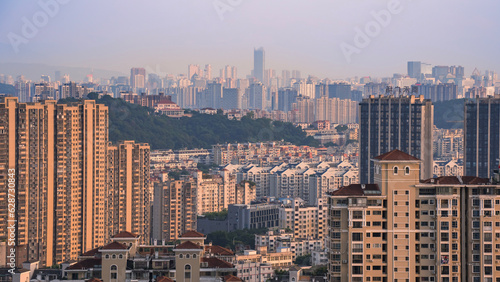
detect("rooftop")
[329,184,380,196]
[373,149,420,161]
[175,241,203,250]
[112,231,140,239]
[420,176,490,185]
[180,230,206,238]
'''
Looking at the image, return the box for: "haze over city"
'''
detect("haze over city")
[1,0,500,79]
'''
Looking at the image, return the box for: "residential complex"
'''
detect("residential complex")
[327,149,500,281]
[0,97,150,266]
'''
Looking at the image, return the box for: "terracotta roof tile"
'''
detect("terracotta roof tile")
[81,247,100,257]
[330,184,380,196]
[180,230,205,238]
[175,241,203,250]
[373,149,420,161]
[101,242,128,250]
[112,231,139,239]
[205,245,234,256]
[224,275,243,281]
[201,257,233,269]
[86,279,103,282]
[66,259,101,270]
[421,176,490,185]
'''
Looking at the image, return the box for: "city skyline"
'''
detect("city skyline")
[1,1,500,79]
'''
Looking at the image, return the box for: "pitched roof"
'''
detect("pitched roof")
[112,231,139,239]
[101,242,128,250]
[66,259,101,270]
[330,184,380,196]
[175,241,203,250]
[421,176,490,185]
[373,149,420,161]
[180,230,205,238]
[156,277,175,282]
[80,247,100,257]
[205,245,234,256]
[201,257,233,269]
[86,279,103,282]
[224,275,243,281]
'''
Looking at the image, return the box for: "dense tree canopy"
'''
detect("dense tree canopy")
[60,94,320,149]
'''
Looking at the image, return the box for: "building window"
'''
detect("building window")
[405,167,410,175]
[393,166,399,174]
[185,264,191,279]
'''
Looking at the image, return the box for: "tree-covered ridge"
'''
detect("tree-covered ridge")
[59,94,319,149]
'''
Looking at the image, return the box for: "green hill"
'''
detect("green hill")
[59,94,319,149]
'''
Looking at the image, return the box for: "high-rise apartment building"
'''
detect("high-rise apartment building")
[152,179,197,242]
[327,149,500,282]
[14,76,31,102]
[0,97,108,266]
[130,67,146,89]
[107,141,151,245]
[464,95,500,178]
[359,95,433,183]
[254,47,265,83]
[0,97,151,266]
[248,82,266,110]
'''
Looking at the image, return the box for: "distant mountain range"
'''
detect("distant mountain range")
[0,63,126,81]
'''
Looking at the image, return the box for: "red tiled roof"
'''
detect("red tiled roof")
[224,275,243,281]
[66,259,101,270]
[175,241,203,250]
[86,279,103,282]
[420,176,490,185]
[201,257,233,269]
[180,230,205,238]
[112,231,139,239]
[81,247,100,257]
[156,277,174,282]
[373,149,420,161]
[330,184,380,196]
[101,242,128,250]
[205,245,234,256]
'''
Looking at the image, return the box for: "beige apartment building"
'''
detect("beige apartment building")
[327,149,500,282]
[279,198,327,239]
[152,179,197,242]
[107,141,151,245]
[0,97,150,266]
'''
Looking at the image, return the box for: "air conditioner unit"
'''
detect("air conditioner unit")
[342,260,348,264]
[430,226,435,230]
[366,259,373,262]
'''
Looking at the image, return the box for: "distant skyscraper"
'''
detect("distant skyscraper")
[188,64,202,80]
[253,47,265,82]
[14,76,31,102]
[407,61,421,79]
[130,67,146,89]
[359,95,434,183]
[292,70,301,79]
[464,96,500,178]
[204,64,212,80]
[248,82,266,110]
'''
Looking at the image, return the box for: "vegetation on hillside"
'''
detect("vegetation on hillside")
[205,228,268,250]
[59,94,320,149]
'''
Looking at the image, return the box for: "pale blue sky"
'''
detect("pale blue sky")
[0,0,499,79]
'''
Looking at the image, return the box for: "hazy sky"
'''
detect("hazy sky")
[0,0,499,79]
